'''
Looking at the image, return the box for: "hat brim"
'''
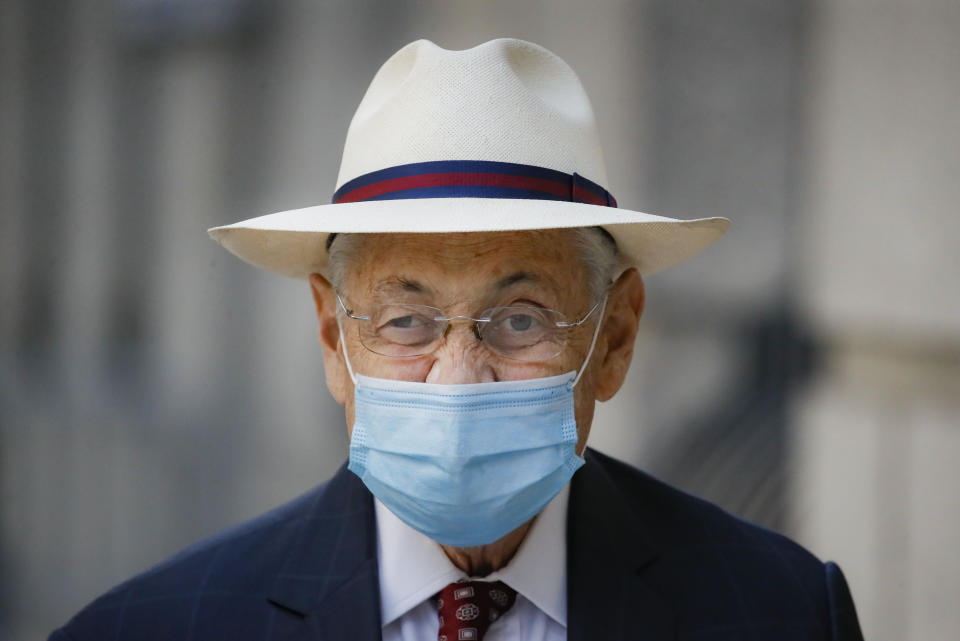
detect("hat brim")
[207,198,730,279]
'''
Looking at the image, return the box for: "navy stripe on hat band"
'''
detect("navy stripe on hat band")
[331,160,617,208]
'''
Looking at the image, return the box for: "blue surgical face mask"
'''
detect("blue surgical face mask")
[339,296,605,548]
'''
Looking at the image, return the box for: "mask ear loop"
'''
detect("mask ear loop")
[570,294,608,389]
[335,303,359,385]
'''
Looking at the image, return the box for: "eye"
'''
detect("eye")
[505,313,535,332]
[378,312,435,335]
[487,307,549,337]
[386,315,420,329]
[372,307,441,348]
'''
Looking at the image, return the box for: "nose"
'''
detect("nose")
[425,323,496,384]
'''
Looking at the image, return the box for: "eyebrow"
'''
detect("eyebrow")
[372,277,427,296]
[494,271,542,291]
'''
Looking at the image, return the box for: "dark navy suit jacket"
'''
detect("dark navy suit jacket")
[51,449,864,640]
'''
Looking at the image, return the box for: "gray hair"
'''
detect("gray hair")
[326,227,623,301]
[569,227,624,299]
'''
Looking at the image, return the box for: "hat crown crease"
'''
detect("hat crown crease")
[335,38,610,192]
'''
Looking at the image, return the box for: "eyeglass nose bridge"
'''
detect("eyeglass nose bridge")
[435,314,492,344]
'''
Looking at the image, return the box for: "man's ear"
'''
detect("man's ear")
[308,273,349,405]
[593,268,645,402]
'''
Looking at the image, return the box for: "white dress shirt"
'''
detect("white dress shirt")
[377,484,569,641]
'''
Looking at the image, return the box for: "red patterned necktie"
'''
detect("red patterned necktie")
[435,579,517,641]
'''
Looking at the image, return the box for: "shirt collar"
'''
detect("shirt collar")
[375,483,570,627]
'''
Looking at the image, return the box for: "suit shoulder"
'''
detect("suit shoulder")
[592,448,821,560]
[51,468,352,640]
[590,450,864,638]
[591,450,831,590]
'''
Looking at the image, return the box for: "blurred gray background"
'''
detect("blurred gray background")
[2,1,958,639]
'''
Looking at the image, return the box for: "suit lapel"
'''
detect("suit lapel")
[567,449,677,641]
[290,557,382,640]
[265,451,678,640]
[268,464,383,641]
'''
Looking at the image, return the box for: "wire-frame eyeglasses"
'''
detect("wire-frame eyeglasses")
[336,292,606,362]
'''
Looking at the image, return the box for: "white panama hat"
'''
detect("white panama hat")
[208,38,729,278]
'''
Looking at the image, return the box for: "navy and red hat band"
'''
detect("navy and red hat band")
[331,160,618,208]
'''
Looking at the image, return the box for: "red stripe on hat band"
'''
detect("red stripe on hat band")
[334,171,610,206]
[572,180,611,207]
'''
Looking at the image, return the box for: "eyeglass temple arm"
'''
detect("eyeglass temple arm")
[335,293,371,321]
[555,295,606,328]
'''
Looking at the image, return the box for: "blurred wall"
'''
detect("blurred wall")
[0,1,957,639]
[789,2,960,639]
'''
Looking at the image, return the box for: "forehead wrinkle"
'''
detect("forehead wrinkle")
[348,230,591,308]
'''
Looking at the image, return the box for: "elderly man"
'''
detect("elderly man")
[51,39,864,640]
